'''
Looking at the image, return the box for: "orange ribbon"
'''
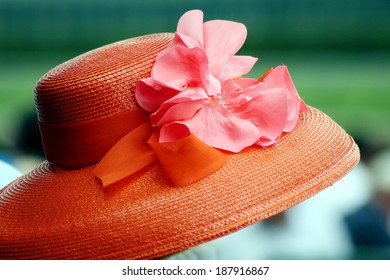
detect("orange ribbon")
[148,131,230,186]
[39,108,229,187]
[39,110,149,168]
[93,123,157,187]
[93,123,229,187]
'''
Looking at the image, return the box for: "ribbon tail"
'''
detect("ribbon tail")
[94,123,157,187]
[148,133,230,186]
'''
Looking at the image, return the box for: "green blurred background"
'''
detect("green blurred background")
[0,0,390,259]
[1,0,389,160]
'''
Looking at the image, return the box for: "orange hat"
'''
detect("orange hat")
[0,10,359,259]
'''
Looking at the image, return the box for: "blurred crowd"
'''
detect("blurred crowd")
[1,110,389,260]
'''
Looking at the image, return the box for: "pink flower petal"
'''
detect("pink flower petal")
[150,88,208,126]
[157,34,196,58]
[229,86,289,146]
[177,10,204,48]
[262,66,307,132]
[234,77,259,89]
[173,33,201,49]
[218,55,258,81]
[262,66,296,94]
[221,77,260,95]
[151,100,204,127]
[203,20,248,78]
[161,106,259,152]
[152,46,210,91]
[221,79,244,93]
[207,73,221,96]
[158,122,191,142]
[135,77,179,112]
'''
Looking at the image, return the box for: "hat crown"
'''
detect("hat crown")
[33,33,174,168]
[34,33,174,124]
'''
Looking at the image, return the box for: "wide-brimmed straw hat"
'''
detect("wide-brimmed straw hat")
[0,10,359,259]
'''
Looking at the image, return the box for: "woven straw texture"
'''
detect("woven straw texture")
[0,33,360,259]
[35,33,174,124]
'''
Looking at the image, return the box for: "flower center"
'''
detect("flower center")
[210,93,231,112]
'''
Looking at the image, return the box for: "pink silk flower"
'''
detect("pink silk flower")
[135,10,307,153]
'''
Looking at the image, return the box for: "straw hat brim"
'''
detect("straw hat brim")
[0,107,359,259]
